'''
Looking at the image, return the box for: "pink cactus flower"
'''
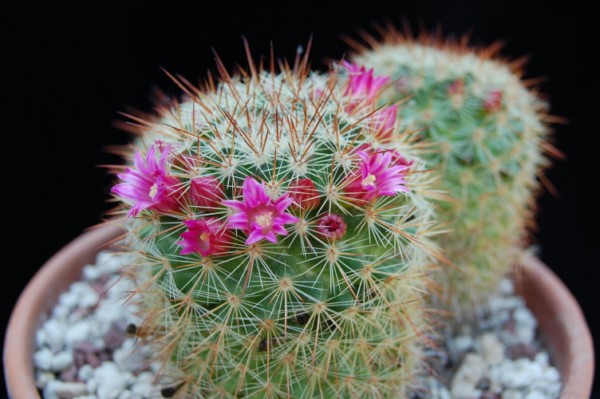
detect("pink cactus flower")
[371,105,398,144]
[317,214,347,239]
[342,61,390,112]
[344,147,412,203]
[177,218,231,256]
[288,178,320,210]
[223,177,299,245]
[112,144,180,217]
[190,175,223,209]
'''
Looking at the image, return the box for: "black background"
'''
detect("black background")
[2,1,598,396]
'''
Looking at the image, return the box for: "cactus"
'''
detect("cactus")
[111,57,441,398]
[352,33,556,310]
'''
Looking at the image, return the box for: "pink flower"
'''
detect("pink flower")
[371,105,398,144]
[112,144,180,217]
[342,61,390,112]
[189,175,223,209]
[317,214,347,239]
[344,147,412,203]
[223,177,299,245]
[288,178,320,210]
[177,218,231,256]
[484,89,503,113]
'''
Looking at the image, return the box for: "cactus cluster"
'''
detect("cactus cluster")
[352,34,555,309]
[112,59,440,398]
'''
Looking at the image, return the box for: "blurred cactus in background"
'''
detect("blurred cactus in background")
[352,31,557,311]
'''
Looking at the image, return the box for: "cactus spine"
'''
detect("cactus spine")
[112,58,440,398]
[352,34,555,310]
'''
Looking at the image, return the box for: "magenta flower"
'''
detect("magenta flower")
[371,105,398,144]
[342,61,390,112]
[317,214,347,239]
[112,144,180,217]
[223,177,299,245]
[177,218,231,256]
[190,175,223,209]
[344,147,412,203]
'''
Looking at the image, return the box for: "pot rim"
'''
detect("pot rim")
[4,223,124,399]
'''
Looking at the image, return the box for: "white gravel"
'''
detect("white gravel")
[34,252,164,399]
[415,279,562,399]
[34,253,562,399]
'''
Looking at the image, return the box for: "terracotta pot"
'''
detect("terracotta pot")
[3,225,595,398]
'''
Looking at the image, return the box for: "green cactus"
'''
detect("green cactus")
[352,34,555,311]
[112,58,441,398]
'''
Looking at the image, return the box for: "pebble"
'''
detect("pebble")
[416,278,562,399]
[34,252,162,399]
[52,382,87,398]
[479,333,504,365]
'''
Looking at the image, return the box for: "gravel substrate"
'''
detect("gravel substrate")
[413,279,562,399]
[34,252,164,399]
[34,252,561,399]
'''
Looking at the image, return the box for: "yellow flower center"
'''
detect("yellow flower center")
[200,232,209,242]
[255,211,273,228]
[149,183,158,199]
[361,174,376,188]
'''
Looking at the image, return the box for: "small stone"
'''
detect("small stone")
[451,384,482,399]
[539,367,560,382]
[480,392,500,399]
[479,333,504,365]
[43,380,62,399]
[117,391,139,399]
[59,364,79,382]
[85,377,98,395]
[83,264,102,281]
[426,377,451,399]
[77,283,101,308]
[66,321,93,346]
[514,308,536,326]
[42,319,67,349]
[34,348,54,370]
[498,359,542,388]
[523,390,546,399]
[498,279,514,295]
[77,365,94,382]
[51,351,74,371]
[73,396,98,399]
[93,362,129,399]
[534,352,549,366]
[451,354,486,398]
[506,343,537,360]
[85,351,101,368]
[131,372,155,397]
[36,371,56,389]
[452,335,473,353]
[103,322,127,351]
[74,341,100,353]
[502,389,524,399]
[52,381,87,398]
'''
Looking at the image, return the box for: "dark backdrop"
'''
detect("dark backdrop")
[2,1,598,396]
